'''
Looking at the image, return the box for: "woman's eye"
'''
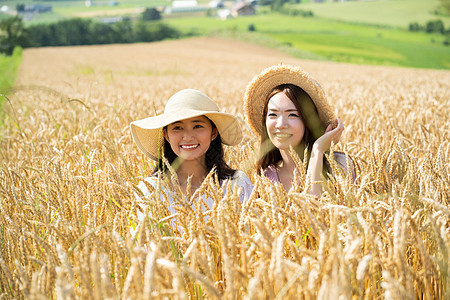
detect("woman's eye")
[267,113,277,117]
[172,126,182,130]
[194,125,203,129]
[289,113,299,118]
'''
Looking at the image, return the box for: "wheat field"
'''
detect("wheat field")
[1,37,449,299]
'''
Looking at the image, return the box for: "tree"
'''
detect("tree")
[0,16,29,55]
[426,19,445,34]
[142,8,162,21]
[26,23,54,47]
[408,22,423,32]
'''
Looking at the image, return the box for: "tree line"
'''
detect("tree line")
[408,19,450,46]
[0,9,182,56]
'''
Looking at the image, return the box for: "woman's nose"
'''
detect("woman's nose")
[276,116,288,128]
[182,129,194,141]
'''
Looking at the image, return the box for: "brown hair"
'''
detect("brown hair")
[256,84,330,174]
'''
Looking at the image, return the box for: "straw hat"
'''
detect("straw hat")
[130,89,242,160]
[243,64,336,137]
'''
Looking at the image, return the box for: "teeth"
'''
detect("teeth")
[275,133,291,138]
[181,144,198,149]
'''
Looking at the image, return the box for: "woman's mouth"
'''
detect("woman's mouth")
[180,144,199,149]
[274,133,292,138]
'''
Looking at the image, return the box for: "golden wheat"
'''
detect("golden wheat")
[0,37,449,299]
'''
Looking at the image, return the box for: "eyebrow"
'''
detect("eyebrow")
[267,108,298,112]
[171,118,207,125]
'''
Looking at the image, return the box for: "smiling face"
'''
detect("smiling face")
[163,116,218,162]
[265,91,305,151]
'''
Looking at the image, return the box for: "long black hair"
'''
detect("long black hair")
[256,84,331,174]
[153,119,236,180]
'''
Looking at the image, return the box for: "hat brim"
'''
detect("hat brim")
[130,109,242,160]
[243,64,336,137]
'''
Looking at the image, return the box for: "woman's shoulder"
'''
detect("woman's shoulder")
[228,170,253,190]
[231,170,251,182]
[332,152,356,180]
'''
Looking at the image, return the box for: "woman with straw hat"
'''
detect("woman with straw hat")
[244,64,354,196]
[130,89,252,218]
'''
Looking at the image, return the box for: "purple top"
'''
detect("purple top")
[263,164,279,182]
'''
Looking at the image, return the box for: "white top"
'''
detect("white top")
[131,170,253,236]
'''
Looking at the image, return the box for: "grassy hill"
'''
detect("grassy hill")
[166,13,450,70]
[296,0,450,28]
[1,0,449,69]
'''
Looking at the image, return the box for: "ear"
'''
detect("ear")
[211,127,218,141]
[163,128,169,142]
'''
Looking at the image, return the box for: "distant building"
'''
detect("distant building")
[231,2,255,17]
[165,1,206,14]
[217,8,231,20]
[100,16,123,24]
[23,4,52,13]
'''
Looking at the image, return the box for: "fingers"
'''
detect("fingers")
[330,118,344,143]
[335,118,344,130]
[315,118,345,152]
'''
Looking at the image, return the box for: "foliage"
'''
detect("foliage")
[142,7,162,21]
[133,22,180,43]
[0,47,22,96]
[408,19,448,45]
[24,18,180,47]
[408,22,424,32]
[0,16,28,55]
[426,19,445,33]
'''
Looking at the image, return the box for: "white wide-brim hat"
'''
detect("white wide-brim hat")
[244,64,336,136]
[130,89,243,160]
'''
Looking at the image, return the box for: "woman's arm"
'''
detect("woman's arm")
[307,118,344,197]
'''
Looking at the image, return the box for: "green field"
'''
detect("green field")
[296,0,450,28]
[166,13,450,69]
[0,0,166,24]
[1,0,449,69]
[0,47,22,95]
[0,47,22,127]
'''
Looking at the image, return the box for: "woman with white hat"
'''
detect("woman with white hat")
[244,65,354,196]
[130,89,252,217]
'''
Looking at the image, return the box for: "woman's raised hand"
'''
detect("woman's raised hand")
[313,118,344,154]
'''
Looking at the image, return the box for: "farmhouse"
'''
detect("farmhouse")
[231,1,255,17]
